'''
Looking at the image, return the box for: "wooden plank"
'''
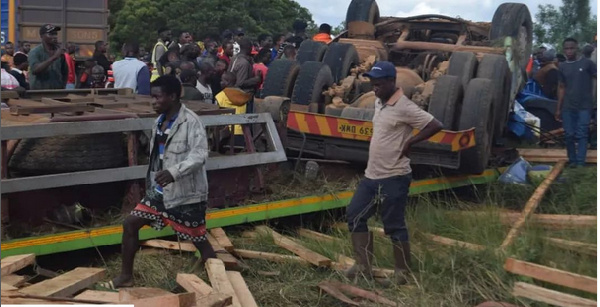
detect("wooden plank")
[333,254,394,278]
[141,239,197,252]
[74,290,120,303]
[122,292,196,307]
[210,228,235,252]
[448,211,597,229]
[205,258,241,307]
[176,273,213,296]
[512,282,596,307]
[330,281,396,306]
[1,282,18,291]
[0,254,35,275]
[544,237,596,256]
[196,293,233,307]
[317,281,359,306]
[233,249,309,264]
[504,258,597,294]
[423,233,485,251]
[500,160,566,250]
[0,296,77,304]
[1,274,27,287]
[10,104,96,115]
[518,148,596,163]
[119,287,173,301]
[226,271,258,307]
[297,228,343,244]
[206,233,240,269]
[255,226,331,267]
[19,267,106,297]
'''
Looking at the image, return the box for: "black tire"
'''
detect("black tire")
[428,75,463,130]
[447,51,478,92]
[458,78,496,174]
[261,59,300,98]
[346,0,380,26]
[9,134,127,175]
[490,3,533,71]
[477,54,512,138]
[322,43,360,83]
[292,61,334,107]
[297,40,328,64]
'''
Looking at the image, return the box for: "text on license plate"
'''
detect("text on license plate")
[337,123,373,136]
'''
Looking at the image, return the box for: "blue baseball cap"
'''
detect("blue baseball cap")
[363,61,396,79]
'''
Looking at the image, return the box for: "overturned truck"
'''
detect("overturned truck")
[259,1,532,174]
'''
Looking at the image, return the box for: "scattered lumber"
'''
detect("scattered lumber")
[1,253,35,275]
[226,271,259,307]
[423,233,485,251]
[1,296,78,304]
[196,293,234,307]
[19,267,106,297]
[119,287,174,301]
[177,273,213,296]
[233,249,309,265]
[328,281,396,306]
[518,148,596,163]
[255,226,331,267]
[1,293,108,304]
[1,275,27,287]
[297,228,343,244]
[512,282,596,307]
[318,281,359,306]
[499,160,566,250]
[544,237,596,256]
[1,283,17,291]
[504,258,596,294]
[205,258,241,307]
[448,211,597,229]
[333,254,393,278]
[207,233,241,270]
[210,228,235,252]
[74,290,119,303]
[141,239,197,252]
[121,292,196,307]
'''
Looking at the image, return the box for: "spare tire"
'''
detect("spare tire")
[458,78,496,174]
[9,134,127,175]
[447,52,477,93]
[346,0,380,26]
[322,43,360,83]
[261,59,300,98]
[490,3,533,71]
[292,61,334,110]
[297,40,328,64]
[477,54,512,138]
[428,75,463,130]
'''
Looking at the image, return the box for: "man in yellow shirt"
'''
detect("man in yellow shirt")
[215,72,252,148]
[1,41,15,68]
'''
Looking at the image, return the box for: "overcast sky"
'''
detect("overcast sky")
[297,0,598,28]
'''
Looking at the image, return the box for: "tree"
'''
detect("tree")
[331,22,346,36]
[109,0,314,51]
[533,0,597,50]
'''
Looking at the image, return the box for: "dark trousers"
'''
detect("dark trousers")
[346,174,412,242]
[562,109,591,166]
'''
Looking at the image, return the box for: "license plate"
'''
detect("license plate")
[337,123,373,136]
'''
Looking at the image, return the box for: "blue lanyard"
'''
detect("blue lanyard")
[156,113,178,136]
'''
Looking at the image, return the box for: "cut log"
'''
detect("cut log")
[499,160,566,250]
[255,226,331,267]
[176,273,213,296]
[210,228,235,252]
[504,258,596,294]
[518,148,596,163]
[207,234,241,269]
[423,233,485,251]
[74,290,120,303]
[297,228,343,244]
[318,281,359,306]
[119,287,173,301]
[448,211,597,229]
[329,281,396,306]
[233,249,309,265]
[1,254,35,275]
[205,258,241,307]
[226,271,258,307]
[196,293,234,307]
[1,274,27,287]
[544,237,596,256]
[19,267,106,297]
[512,282,596,307]
[141,239,197,252]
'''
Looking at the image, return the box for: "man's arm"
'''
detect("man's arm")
[137,66,151,95]
[31,47,63,75]
[166,118,209,181]
[402,118,443,158]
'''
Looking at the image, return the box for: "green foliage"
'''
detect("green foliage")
[533,0,597,50]
[109,0,314,52]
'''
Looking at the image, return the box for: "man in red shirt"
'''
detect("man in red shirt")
[64,42,77,89]
[253,48,270,95]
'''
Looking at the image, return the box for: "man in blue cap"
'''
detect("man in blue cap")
[345,61,442,285]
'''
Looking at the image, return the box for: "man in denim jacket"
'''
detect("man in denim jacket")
[106,75,215,288]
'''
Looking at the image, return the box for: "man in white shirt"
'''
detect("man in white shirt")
[196,62,214,104]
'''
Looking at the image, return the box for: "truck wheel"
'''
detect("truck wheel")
[297,40,328,64]
[490,3,532,71]
[292,61,334,108]
[428,75,462,130]
[9,134,127,175]
[261,59,300,98]
[477,54,512,138]
[447,51,477,92]
[346,0,380,26]
[322,43,360,83]
[458,78,496,174]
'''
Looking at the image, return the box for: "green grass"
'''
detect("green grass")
[96,165,596,306]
